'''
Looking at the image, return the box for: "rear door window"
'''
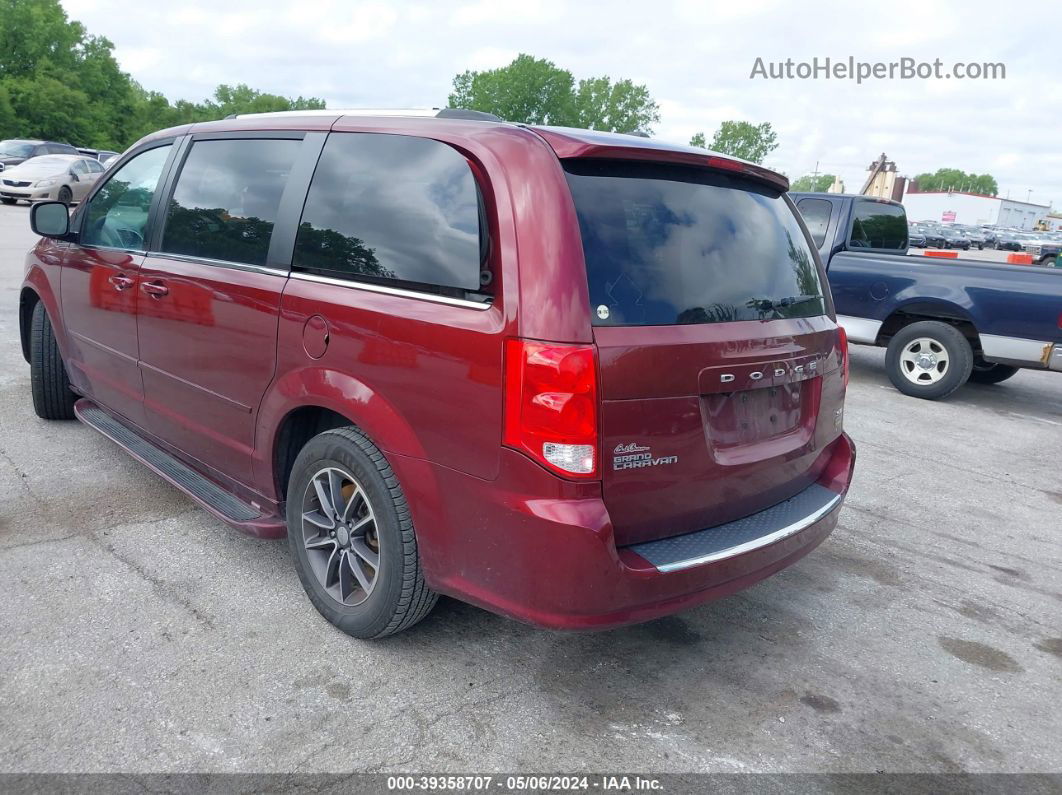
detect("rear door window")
[564,160,825,326]
[849,200,907,250]
[160,138,300,267]
[293,132,486,297]
[795,197,832,248]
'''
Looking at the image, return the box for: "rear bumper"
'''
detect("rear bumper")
[400,432,855,630]
[1050,345,1062,372]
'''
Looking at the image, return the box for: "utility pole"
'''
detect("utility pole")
[1026,189,1032,203]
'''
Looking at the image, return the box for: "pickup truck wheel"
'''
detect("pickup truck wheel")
[29,302,77,420]
[885,321,973,400]
[1043,256,1056,268]
[969,361,1020,385]
[286,426,437,639]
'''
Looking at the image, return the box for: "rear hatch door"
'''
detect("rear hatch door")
[563,158,846,547]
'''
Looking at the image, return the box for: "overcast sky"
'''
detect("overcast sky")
[63,0,1061,209]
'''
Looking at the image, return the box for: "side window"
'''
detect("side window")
[293,132,485,296]
[159,138,300,267]
[849,201,907,250]
[81,144,172,251]
[72,160,89,175]
[796,198,832,248]
[85,159,104,173]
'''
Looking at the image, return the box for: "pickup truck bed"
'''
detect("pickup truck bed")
[831,250,1062,370]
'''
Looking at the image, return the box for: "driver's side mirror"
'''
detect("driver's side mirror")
[68,169,80,182]
[30,201,71,239]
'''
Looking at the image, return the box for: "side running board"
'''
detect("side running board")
[75,400,285,538]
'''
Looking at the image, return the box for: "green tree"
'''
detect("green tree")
[0,0,83,78]
[207,83,325,118]
[913,168,998,196]
[709,121,778,163]
[448,53,659,133]
[0,82,17,138]
[689,132,706,148]
[449,54,576,127]
[4,73,95,144]
[790,173,835,192]
[572,76,659,134]
[0,0,326,150]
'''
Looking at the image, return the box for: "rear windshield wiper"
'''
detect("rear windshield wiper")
[746,295,821,312]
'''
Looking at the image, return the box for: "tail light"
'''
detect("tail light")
[503,339,598,478]
[838,326,849,388]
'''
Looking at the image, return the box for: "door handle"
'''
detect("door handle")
[142,280,169,298]
[108,274,135,291]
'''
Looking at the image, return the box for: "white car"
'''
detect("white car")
[0,154,105,206]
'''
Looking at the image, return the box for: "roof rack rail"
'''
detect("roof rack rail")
[435,108,504,122]
[224,107,505,122]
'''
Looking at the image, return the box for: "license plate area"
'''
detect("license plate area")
[702,377,820,466]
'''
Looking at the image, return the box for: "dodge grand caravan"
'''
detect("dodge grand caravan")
[19,109,855,638]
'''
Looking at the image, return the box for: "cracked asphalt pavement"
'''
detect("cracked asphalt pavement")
[1,203,1060,773]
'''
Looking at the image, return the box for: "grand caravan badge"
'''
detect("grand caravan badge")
[613,442,678,471]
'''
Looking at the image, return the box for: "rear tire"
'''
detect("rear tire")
[885,321,973,400]
[29,302,77,420]
[286,426,437,639]
[969,361,1020,385]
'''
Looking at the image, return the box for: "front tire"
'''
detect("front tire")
[969,361,1020,385]
[286,427,437,639]
[29,302,77,420]
[885,321,973,400]
[57,186,72,206]
[0,197,15,205]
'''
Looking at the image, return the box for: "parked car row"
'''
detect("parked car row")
[0,139,121,206]
[908,216,1061,265]
[908,222,970,249]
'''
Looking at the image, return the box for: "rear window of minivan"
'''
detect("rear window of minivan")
[564,160,826,326]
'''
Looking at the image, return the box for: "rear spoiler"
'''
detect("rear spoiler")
[530,128,789,192]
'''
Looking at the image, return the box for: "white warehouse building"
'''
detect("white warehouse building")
[902,190,1051,229]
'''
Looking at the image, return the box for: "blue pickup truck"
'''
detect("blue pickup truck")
[791,193,1062,399]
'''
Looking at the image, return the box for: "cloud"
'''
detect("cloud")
[60,0,1062,208]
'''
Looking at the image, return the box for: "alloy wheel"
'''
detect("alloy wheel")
[899,337,950,385]
[300,466,381,606]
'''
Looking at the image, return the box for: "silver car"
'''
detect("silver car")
[0,154,105,206]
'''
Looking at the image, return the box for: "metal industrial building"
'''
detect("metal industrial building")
[902,190,1050,229]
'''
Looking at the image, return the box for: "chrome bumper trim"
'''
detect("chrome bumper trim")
[630,484,843,573]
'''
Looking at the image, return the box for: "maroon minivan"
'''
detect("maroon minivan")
[19,109,855,638]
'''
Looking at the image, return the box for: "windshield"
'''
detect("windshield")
[564,160,826,326]
[18,156,68,169]
[0,140,35,158]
